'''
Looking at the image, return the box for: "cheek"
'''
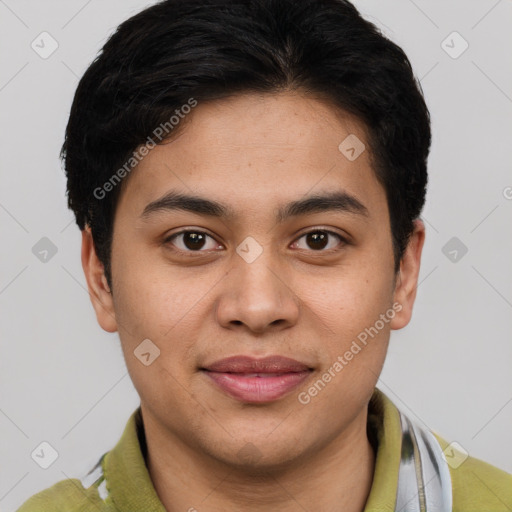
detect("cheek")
[112,246,193,336]
[300,274,393,402]
[112,270,201,408]
[111,251,212,370]
[305,261,395,338]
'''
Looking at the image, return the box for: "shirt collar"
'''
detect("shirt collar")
[364,388,403,511]
[103,388,410,511]
[103,406,167,511]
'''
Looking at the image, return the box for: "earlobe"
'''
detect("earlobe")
[390,219,425,330]
[81,227,118,333]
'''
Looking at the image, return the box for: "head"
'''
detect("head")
[66,0,429,470]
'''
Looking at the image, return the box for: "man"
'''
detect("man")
[18,0,512,510]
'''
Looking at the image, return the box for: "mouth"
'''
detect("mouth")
[200,355,314,403]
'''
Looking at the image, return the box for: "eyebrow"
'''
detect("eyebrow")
[140,190,369,222]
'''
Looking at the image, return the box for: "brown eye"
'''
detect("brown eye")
[293,230,346,251]
[183,232,206,250]
[305,232,329,250]
[166,231,220,252]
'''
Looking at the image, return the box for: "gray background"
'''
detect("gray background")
[1,0,511,510]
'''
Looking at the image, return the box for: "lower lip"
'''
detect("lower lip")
[203,370,312,403]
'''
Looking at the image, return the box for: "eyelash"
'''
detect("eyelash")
[163,228,348,255]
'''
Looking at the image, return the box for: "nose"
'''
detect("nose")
[215,249,300,334]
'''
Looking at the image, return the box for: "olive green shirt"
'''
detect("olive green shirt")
[17,388,512,511]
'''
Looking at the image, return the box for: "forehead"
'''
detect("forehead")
[116,91,387,222]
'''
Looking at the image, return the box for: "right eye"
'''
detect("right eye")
[164,230,224,253]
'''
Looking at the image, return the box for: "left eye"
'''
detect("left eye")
[292,230,346,251]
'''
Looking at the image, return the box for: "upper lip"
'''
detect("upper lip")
[202,355,312,373]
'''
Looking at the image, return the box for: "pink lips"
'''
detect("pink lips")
[201,355,313,403]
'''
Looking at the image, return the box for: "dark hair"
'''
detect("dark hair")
[62,0,430,288]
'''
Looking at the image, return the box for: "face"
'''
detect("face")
[83,91,424,470]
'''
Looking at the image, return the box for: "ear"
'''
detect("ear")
[390,219,425,330]
[81,226,118,333]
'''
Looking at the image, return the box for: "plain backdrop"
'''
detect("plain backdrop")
[1,0,511,510]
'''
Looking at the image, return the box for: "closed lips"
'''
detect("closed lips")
[201,355,313,374]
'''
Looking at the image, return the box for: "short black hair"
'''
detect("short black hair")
[62,0,431,288]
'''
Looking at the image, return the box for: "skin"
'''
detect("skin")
[82,91,425,512]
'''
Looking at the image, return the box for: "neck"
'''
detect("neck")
[143,407,376,512]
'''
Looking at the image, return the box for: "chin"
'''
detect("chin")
[205,435,310,474]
